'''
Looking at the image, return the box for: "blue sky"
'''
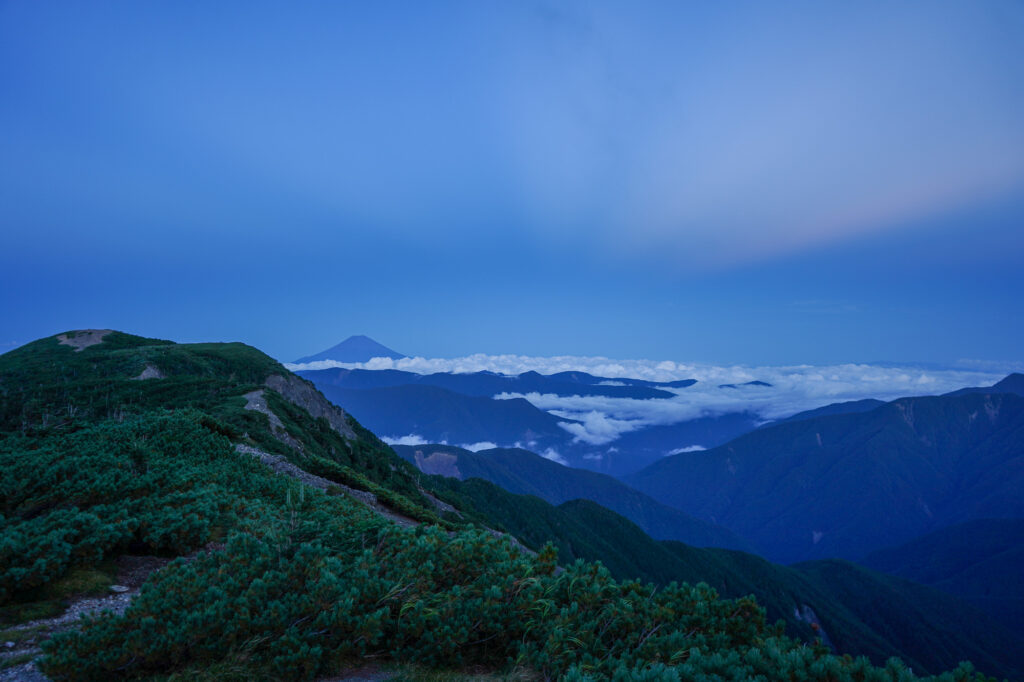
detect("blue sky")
[2,1,1023,366]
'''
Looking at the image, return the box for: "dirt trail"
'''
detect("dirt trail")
[0,556,173,681]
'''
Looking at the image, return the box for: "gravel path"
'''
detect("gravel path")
[0,554,190,681]
[1,584,138,680]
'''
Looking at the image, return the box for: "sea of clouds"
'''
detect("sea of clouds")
[289,355,1014,448]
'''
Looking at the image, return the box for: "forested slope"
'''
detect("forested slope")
[628,391,1024,562]
[394,443,750,550]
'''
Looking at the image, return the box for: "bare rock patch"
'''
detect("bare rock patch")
[130,363,164,381]
[265,374,356,440]
[56,330,112,352]
[413,450,462,479]
[243,389,304,451]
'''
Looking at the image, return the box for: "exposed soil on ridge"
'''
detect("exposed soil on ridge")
[55,330,112,352]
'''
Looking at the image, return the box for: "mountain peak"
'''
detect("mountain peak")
[993,373,1024,394]
[944,372,1024,398]
[294,335,406,364]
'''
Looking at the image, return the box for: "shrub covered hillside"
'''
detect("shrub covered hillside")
[0,330,439,521]
[0,331,1007,680]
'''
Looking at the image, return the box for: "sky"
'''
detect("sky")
[2,1,1023,367]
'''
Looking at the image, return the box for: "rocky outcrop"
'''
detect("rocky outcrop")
[242,374,357,453]
[793,604,835,650]
[265,374,356,440]
[131,363,164,380]
[413,450,462,479]
[243,389,304,452]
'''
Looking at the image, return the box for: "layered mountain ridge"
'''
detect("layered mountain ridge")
[392,442,751,551]
[627,389,1024,564]
[298,363,762,475]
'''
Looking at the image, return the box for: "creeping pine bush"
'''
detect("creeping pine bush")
[3,412,998,681]
[0,410,293,601]
[39,519,995,682]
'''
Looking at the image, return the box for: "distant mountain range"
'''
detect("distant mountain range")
[315,383,575,447]
[296,358,1024,676]
[427,474,1024,679]
[392,442,751,551]
[379,371,1024,644]
[293,334,405,364]
[301,366,678,399]
[301,376,765,474]
[771,398,888,425]
[384,371,1024,644]
[297,357,766,474]
[945,372,1024,396]
[602,413,761,471]
[626,384,1024,563]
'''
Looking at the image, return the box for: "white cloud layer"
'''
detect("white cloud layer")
[553,410,639,446]
[666,445,707,456]
[325,354,1015,448]
[540,447,568,466]
[461,441,498,452]
[288,354,1014,390]
[288,353,695,378]
[381,434,435,447]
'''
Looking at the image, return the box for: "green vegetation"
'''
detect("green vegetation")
[1,412,270,603]
[392,443,749,550]
[0,564,116,625]
[0,413,987,681]
[864,519,1024,636]
[0,331,1015,680]
[426,476,692,585]
[660,546,1024,679]
[426,477,1024,679]
[0,331,434,517]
